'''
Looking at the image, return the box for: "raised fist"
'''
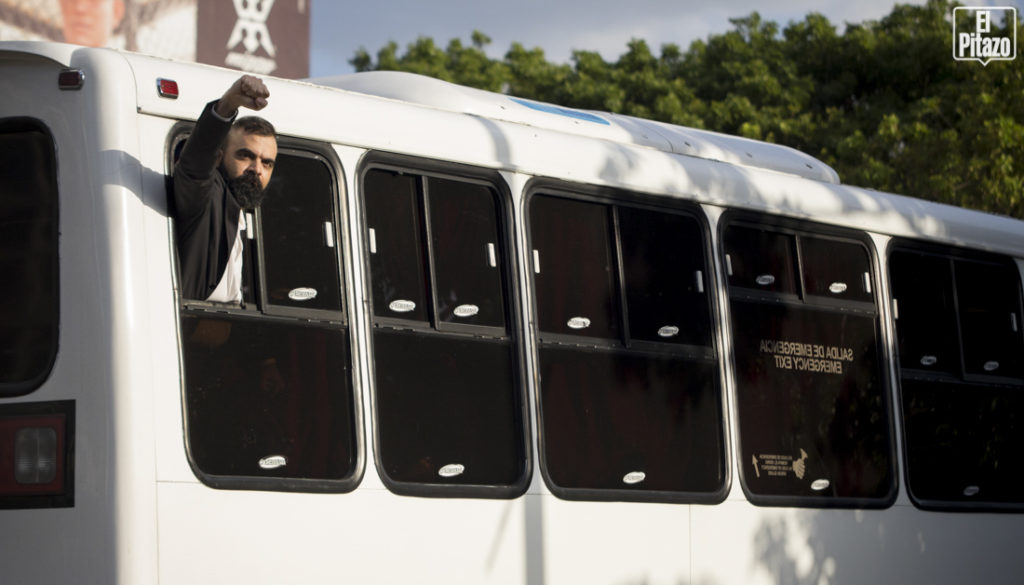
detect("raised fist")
[215,75,271,118]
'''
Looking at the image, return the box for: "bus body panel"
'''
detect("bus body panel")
[0,45,159,584]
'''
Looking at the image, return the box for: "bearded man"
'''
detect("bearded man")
[173,75,277,302]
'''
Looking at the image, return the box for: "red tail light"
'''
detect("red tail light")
[0,401,74,508]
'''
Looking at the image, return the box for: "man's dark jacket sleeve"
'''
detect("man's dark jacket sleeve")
[172,100,242,300]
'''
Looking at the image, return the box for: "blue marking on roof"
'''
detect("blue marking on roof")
[509,97,610,125]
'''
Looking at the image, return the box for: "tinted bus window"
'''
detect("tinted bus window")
[889,251,959,374]
[890,244,1024,509]
[362,164,527,497]
[373,330,521,485]
[539,346,723,494]
[724,219,895,506]
[529,191,725,503]
[730,303,890,500]
[955,259,1023,379]
[261,152,343,313]
[0,121,59,396]
[724,226,798,295]
[801,236,874,303]
[183,314,355,479]
[364,171,429,323]
[530,196,619,340]
[179,147,358,491]
[428,178,506,329]
[619,206,711,347]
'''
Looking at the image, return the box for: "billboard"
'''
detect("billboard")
[0,0,309,78]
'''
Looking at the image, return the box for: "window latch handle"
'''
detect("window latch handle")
[323,221,335,248]
[486,243,497,267]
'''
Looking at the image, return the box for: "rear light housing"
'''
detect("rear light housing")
[0,401,74,509]
[157,78,179,99]
[58,69,85,90]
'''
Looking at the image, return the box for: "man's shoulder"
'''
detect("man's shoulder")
[172,164,230,220]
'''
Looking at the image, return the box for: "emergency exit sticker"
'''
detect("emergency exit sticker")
[752,449,808,479]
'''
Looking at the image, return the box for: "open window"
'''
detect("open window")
[723,217,895,507]
[176,142,360,492]
[890,243,1024,510]
[528,187,726,503]
[361,158,529,498]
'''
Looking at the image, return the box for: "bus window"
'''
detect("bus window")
[428,177,506,329]
[955,259,1023,379]
[529,191,725,503]
[889,251,960,375]
[801,236,874,304]
[362,164,528,497]
[364,171,429,323]
[723,225,798,296]
[0,120,58,396]
[724,219,895,507]
[183,314,356,480]
[261,151,343,313]
[618,206,711,347]
[179,147,359,492]
[890,244,1024,509]
[530,196,619,340]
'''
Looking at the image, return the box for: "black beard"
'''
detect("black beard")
[226,171,268,210]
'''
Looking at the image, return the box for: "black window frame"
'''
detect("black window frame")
[171,125,363,493]
[359,151,531,499]
[526,180,729,504]
[888,239,1024,512]
[0,118,60,397]
[722,212,898,509]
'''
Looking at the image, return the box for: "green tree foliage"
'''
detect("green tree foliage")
[350,0,1024,218]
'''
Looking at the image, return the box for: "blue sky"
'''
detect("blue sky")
[307,0,1019,77]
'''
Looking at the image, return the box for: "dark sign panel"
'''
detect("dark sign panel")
[198,0,309,78]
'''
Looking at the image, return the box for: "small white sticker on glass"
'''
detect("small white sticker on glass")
[658,325,680,338]
[288,287,318,301]
[983,361,1000,372]
[920,355,938,367]
[811,478,830,491]
[567,317,591,330]
[453,304,480,318]
[828,282,848,294]
[258,455,287,470]
[389,299,416,313]
[623,471,646,485]
[755,274,776,286]
[438,463,465,478]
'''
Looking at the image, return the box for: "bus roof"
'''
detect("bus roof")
[312,70,841,184]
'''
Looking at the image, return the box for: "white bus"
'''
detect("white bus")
[1,41,1022,585]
